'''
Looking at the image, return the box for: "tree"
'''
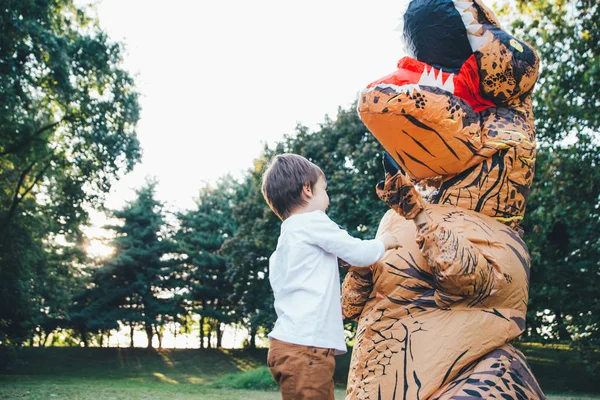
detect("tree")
[80,182,181,349]
[524,141,600,345]
[0,0,140,345]
[500,0,600,356]
[222,165,279,349]
[176,177,237,349]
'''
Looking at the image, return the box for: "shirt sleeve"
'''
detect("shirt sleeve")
[304,211,386,267]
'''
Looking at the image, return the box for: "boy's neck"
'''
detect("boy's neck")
[288,203,321,219]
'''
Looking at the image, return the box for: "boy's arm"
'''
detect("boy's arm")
[416,222,504,307]
[307,212,386,267]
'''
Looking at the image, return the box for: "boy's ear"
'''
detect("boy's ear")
[302,182,313,198]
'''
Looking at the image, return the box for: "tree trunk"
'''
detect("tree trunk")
[173,323,178,349]
[130,324,135,348]
[207,319,212,349]
[145,323,153,349]
[0,159,51,239]
[249,324,257,350]
[216,322,223,349]
[155,325,162,349]
[100,330,104,347]
[555,311,570,341]
[42,330,51,347]
[199,315,205,349]
[81,328,88,348]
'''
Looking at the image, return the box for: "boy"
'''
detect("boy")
[261,153,401,400]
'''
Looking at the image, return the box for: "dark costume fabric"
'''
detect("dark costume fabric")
[341,1,545,399]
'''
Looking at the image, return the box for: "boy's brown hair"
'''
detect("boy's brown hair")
[261,153,325,220]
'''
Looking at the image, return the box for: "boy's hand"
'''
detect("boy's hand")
[338,258,351,269]
[376,152,427,220]
[380,232,402,251]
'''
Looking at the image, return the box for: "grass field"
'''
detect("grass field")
[0,343,598,399]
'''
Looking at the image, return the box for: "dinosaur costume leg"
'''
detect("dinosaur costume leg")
[432,344,545,399]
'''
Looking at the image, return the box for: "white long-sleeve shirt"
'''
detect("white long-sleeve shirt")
[268,210,386,354]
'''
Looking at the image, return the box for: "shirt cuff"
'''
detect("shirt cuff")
[374,239,386,260]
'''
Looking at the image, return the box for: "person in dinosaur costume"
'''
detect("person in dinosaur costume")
[341,0,545,398]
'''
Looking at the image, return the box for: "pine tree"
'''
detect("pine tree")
[176,177,236,348]
[77,181,181,348]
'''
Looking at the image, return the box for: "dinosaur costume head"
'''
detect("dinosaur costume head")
[342,2,544,399]
[359,0,539,232]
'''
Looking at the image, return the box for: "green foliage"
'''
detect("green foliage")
[0,0,141,234]
[524,140,600,343]
[176,177,237,348]
[211,366,277,390]
[222,163,280,348]
[0,0,140,345]
[73,182,182,348]
[510,0,599,144]
[501,0,600,354]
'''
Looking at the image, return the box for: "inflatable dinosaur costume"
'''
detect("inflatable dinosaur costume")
[341,0,545,398]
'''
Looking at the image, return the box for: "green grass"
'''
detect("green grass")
[0,344,598,399]
[211,366,278,390]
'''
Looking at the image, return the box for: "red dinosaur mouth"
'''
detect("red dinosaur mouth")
[365,55,495,113]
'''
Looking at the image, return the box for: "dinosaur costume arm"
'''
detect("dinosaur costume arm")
[416,221,503,307]
[341,268,373,321]
[378,161,504,308]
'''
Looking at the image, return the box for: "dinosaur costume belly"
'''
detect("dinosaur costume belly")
[345,206,542,399]
[341,0,544,398]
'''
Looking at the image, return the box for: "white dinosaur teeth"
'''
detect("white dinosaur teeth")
[362,83,421,95]
[443,74,455,93]
[461,11,476,25]
[452,0,487,51]
[452,0,473,11]
[468,35,487,51]
[417,67,455,94]
[466,23,483,35]
[418,69,430,86]
[435,69,444,87]
[401,84,421,94]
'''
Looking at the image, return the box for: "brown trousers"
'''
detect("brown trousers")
[267,338,336,400]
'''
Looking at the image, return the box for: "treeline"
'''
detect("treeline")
[1,0,598,356]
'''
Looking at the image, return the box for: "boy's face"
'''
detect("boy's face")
[311,176,329,212]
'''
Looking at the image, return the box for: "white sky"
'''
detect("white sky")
[82,0,410,212]
[84,0,500,214]
[81,0,499,232]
